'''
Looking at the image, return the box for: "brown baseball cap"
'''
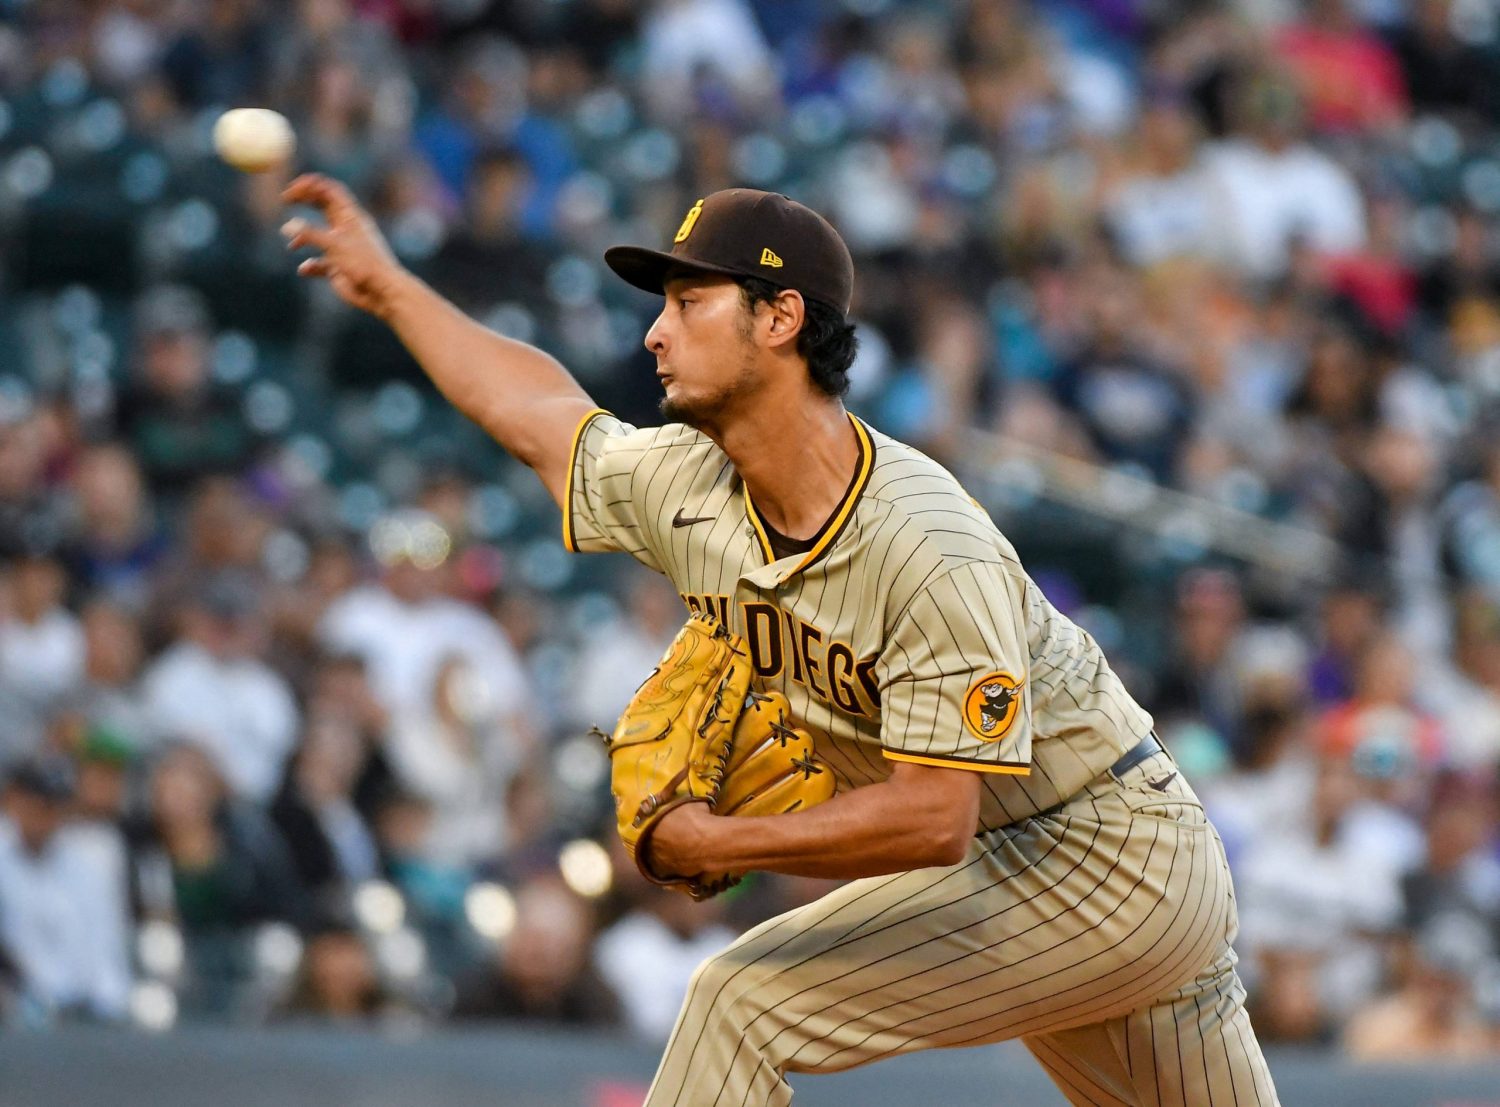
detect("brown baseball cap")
[604,189,854,315]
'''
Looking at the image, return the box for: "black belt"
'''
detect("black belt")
[1106,731,1166,781]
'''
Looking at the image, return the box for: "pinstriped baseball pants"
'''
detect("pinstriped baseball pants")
[644,762,1279,1106]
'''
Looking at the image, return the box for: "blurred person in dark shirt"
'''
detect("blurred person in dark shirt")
[451,873,619,1027]
[276,920,409,1025]
[61,443,166,613]
[1400,770,1500,958]
[1151,567,1249,751]
[115,287,258,497]
[1388,0,1500,124]
[428,146,552,315]
[131,743,308,943]
[1052,270,1196,482]
[271,713,381,910]
[1334,426,1446,651]
[1418,208,1500,326]
[1307,576,1388,707]
[157,0,274,110]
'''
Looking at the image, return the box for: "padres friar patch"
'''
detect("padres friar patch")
[964,672,1020,742]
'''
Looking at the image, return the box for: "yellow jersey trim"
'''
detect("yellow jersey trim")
[743,412,875,579]
[562,407,610,553]
[882,749,1032,776]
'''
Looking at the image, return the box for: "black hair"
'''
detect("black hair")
[737,277,858,398]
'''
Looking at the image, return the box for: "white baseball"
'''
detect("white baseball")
[212,108,296,173]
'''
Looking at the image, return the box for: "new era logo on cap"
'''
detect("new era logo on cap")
[603,189,854,315]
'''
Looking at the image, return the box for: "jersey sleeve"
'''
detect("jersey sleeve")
[876,561,1033,775]
[563,409,667,573]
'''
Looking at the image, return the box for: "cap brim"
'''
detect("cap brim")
[603,246,748,296]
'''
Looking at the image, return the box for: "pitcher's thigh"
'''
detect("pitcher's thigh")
[675,807,1231,1079]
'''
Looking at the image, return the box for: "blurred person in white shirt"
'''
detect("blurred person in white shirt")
[0,555,85,736]
[567,570,682,732]
[319,510,529,724]
[142,571,298,803]
[640,0,776,123]
[0,758,131,1022]
[1107,92,1221,267]
[1236,754,1411,1041]
[386,655,532,869]
[1201,72,1366,280]
[595,839,735,1042]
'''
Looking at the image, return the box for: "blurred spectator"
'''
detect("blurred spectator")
[143,573,299,803]
[62,443,166,612]
[596,877,734,1042]
[1152,568,1250,751]
[277,922,409,1025]
[0,758,132,1023]
[567,571,682,731]
[271,715,380,908]
[1272,0,1408,135]
[302,651,396,815]
[372,787,471,933]
[1344,929,1496,1061]
[1200,73,1366,279]
[451,875,619,1026]
[115,287,259,496]
[319,510,529,723]
[72,735,136,830]
[386,656,530,869]
[1051,270,1196,482]
[150,479,272,625]
[0,412,70,561]
[59,599,156,757]
[413,36,575,234]
[428,147,553,315]
[1399,771,1500,958]
[131,744,307,1013]
[1307,577,1388,706]
[639,0,777,123]
[1388,0,1500,123]
[1106,93,1219,268]
[1237,755,1409,1042]
[0,556,86,760]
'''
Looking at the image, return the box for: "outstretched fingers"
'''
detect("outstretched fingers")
[281,217,332,253]
[281,173,360,221]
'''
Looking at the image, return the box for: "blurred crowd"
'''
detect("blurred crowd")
[1,0,1499,1060]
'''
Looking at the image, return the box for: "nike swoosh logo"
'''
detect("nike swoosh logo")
[1146,772,1179,792]
[672,509,715,528]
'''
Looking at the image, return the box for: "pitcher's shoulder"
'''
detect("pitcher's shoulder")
[859,424,1020,569]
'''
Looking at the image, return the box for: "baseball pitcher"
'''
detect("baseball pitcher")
[284,177,1280,1106]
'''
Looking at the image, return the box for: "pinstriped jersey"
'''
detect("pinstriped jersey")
[565,409,1154,831]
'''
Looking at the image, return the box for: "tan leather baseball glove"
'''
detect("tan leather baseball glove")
[603,611,837,900]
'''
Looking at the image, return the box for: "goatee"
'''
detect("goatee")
[659,397,701,427]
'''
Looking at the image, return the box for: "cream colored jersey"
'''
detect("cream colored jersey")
[565,409,1155,832]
